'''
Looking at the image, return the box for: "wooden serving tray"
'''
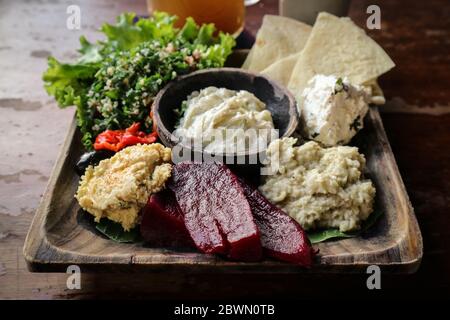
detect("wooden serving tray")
[23,107,423,274]
[23,50,422,273]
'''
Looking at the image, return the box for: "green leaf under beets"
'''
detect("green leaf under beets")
[95,218,141,243]
[307,210,384,244]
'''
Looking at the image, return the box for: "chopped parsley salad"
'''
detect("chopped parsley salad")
[43,12,235,150]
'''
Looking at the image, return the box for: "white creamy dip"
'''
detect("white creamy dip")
[174,87,275,154]
[299,74,370,146]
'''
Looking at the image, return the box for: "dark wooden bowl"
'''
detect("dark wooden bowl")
[152,67,298,163]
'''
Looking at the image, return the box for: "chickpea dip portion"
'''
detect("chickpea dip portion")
[260,138,376,232]
[75,143,172,231]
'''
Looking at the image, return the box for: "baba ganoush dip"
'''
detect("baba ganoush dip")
[174,87,275,154]
[260,137,376,232]
[299,74,370,147]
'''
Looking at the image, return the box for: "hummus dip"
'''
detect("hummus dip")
[260,138,375,232]
[75,143,172,231]
[174,87,275,154]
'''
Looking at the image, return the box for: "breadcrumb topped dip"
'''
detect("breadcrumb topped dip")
[75,143,172,231]
[260,138,375,232]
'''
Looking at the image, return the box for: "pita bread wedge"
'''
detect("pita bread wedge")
[241,46,255,70]
[364,79,386,105]
[260,52,302,87]
[288,12,395,101]
[242,15,311,72]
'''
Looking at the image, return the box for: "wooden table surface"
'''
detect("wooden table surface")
[0,0,449,300]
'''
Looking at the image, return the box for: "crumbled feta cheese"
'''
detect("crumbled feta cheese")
[299,74,370,146]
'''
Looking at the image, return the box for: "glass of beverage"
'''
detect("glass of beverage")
[147,0,245,36]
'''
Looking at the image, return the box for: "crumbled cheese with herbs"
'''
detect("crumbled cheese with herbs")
[299,74,370,146]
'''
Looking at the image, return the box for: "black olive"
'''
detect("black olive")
[75,149,115,176]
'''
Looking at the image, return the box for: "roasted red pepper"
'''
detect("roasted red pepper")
[93,122,158,152]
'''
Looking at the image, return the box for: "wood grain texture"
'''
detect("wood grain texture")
[349,0,450,109]
[23,106,423,273]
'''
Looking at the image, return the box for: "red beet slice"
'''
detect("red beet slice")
[239,179,315,267]
[140,189,194,248]
[169,162,262,262]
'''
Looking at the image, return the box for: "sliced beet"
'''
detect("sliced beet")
[239,179,315,267]
[169,162,262,262]
[140,189,194,248]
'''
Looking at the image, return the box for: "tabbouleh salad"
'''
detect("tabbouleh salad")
[43,12,235,149]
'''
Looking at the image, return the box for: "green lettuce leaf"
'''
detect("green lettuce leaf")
[178,17,199,41]
[77,36,102,64]
[100,12,177,50]
[95,218,141,243]
[307,210,384,244]
[196,33,235,69]
[195,23,215,45]
[42,57,97,107]
[307,229,353,244]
